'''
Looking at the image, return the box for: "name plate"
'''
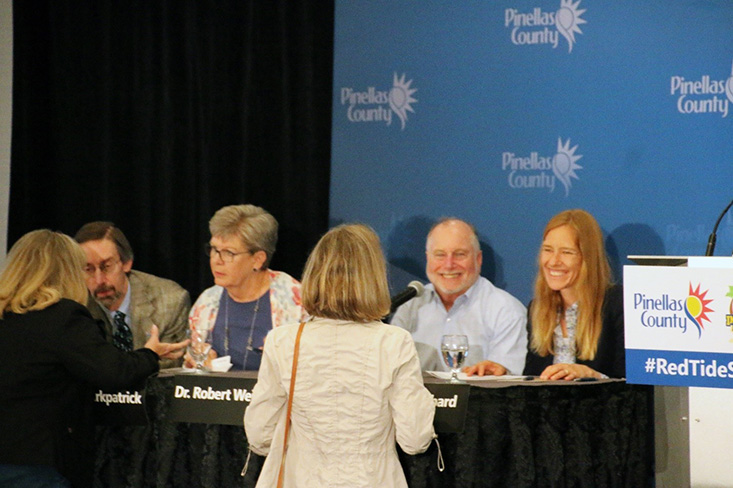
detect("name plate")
[425,383,470,433]
[168,373,469,432]
[93,389,148,426]
[170,374,257,425]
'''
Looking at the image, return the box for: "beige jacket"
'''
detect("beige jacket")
[245,317,436,488]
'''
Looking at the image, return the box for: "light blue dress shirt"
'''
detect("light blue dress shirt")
[391,277,528,374]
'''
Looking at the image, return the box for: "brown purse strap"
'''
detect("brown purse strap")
[277,321,306,488]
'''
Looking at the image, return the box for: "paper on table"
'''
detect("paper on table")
[210,355,233,372]
[427,371,528,381]
[179,355,233,373]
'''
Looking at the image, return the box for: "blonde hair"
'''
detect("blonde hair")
[301,224,391,322]
[0,230,89,318]
[530,209,612,360]
[209,204,278,268]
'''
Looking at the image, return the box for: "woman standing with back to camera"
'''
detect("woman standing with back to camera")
[245,224,436,488]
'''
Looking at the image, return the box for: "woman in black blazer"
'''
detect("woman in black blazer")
[0,230,188,488]
[522,209,624,380]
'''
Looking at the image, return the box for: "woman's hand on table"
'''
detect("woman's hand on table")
[540,363,600,381]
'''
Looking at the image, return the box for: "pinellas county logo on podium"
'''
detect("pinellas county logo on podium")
[624,264,733,389]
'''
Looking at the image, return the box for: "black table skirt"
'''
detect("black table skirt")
[94,376,653,488]
[400,382,653,488]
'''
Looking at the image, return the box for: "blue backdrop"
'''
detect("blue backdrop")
[331,0,733,304]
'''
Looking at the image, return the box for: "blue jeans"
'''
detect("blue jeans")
[0,464,71,488]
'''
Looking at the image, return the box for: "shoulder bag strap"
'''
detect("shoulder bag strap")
[277,321,306,488]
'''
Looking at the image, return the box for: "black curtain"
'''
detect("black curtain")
[9,0,333,298]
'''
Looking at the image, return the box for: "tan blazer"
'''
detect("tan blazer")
[87,269,190,368]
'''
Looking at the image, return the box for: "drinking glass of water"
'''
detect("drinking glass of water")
[188,326,212,374]
[441,334,469,383]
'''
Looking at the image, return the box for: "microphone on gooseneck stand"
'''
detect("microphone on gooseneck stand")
[704,198,733,256]
[389,280,425,314]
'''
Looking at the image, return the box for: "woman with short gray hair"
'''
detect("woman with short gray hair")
[188,204,303,370]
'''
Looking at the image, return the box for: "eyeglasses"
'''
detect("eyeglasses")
[84,259,120,276]
[205,243,251,263]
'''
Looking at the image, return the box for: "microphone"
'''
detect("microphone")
[705,198,733,256]
[390,281,425,314]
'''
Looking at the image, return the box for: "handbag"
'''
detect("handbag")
[277,321,306,488]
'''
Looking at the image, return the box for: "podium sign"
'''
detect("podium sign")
[624,265,733,388]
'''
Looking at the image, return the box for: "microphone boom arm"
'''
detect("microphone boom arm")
[705,198,733,256]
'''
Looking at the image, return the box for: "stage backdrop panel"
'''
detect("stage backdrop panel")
[330,0,733,304]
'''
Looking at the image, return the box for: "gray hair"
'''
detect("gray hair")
[209,204,278,268]
[426,217,480,253]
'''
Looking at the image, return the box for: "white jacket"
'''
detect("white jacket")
[244,317,436,488]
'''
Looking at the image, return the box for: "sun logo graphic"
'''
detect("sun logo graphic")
[726,60,733,105]
[556,0,586,53]
[553,138,583,196]
[504,0,585,53]
[685,283,714,339]
[389,73,418,130]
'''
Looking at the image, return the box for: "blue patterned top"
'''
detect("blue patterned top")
[553,303,578,365]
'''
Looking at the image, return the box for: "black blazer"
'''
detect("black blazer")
[0,299,159,487]
[523,285,625,378]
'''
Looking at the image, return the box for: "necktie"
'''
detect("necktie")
[112,311,133,351]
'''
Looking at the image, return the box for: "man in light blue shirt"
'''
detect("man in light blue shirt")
[391,218,527,374]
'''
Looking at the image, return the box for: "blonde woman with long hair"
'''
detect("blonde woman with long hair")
[245,224,435,488]
[523,209,625,380]
[0,230,188,488]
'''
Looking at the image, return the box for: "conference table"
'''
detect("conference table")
[93,370,653,488]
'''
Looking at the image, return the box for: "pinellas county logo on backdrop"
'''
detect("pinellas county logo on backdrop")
[501,138,582,197]
[339,73,417,130]
[504,0,586,53]
[670,60,733,118]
